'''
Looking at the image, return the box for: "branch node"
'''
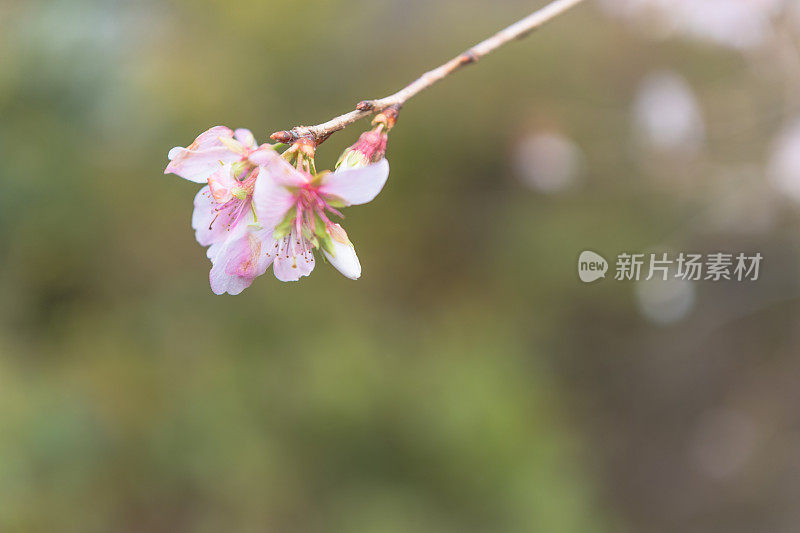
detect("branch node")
[356,100,375,111]
[459,50,479,65]
[373,106,400,130]
[270,130,295,143]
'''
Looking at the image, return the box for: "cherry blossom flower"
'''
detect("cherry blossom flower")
[165,126,277,294]
[254,143,390,282]
[193,163,272,295]
[166,125,391,293]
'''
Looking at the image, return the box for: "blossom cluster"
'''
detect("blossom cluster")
[164,116,393,295]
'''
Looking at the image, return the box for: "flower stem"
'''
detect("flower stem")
[270,0,587,145]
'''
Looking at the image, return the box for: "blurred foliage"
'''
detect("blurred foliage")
[2,0,800,531]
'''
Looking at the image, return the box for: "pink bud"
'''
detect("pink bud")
[337,129,388,170]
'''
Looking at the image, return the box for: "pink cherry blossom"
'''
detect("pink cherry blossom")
[166,126,278,294]
[192,162,269,295]
[166,126,391,293]
[190,164,261,247]
[254,151,390,281]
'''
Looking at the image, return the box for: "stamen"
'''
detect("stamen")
[208,212,220,230]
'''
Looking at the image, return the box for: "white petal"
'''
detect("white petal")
[262,153,310,187]
[190,126,235,150]
[234,128,256,149]
[192,185,233,247]
[323,239,361,280]
[253,169,297,230]
[168,146,183,160]
[318,158,389,206]
[208,225,273,295]
[164,147,239,183]
[272,235,315,282]
[247,145,278,167]
[165,127,238,182]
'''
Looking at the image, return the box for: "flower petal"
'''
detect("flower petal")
[165,126,240,183]
[247,145,278,166]
[209,226,273,295]
[262,152,310,187]
[234,128,256,149]
[206,164,238,203]
[187,126,235,150]
[318,158,389,206]
[192,185,235,246]
[253,169,297,230]
[323,236,361,280]
[271,233,315,282]
[165,147,240,183]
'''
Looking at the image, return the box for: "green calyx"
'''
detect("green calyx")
[272,208,296,239]
[325,195,348,208]
[335,149,368,170]
[313,212,336,256]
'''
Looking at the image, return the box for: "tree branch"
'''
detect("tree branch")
[270,0,587,145]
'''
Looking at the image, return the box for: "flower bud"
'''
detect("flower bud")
[336,128,388,170]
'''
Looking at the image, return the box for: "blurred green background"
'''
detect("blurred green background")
[2,0,800,531]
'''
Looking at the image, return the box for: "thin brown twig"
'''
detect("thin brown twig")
[270,0,588,145]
